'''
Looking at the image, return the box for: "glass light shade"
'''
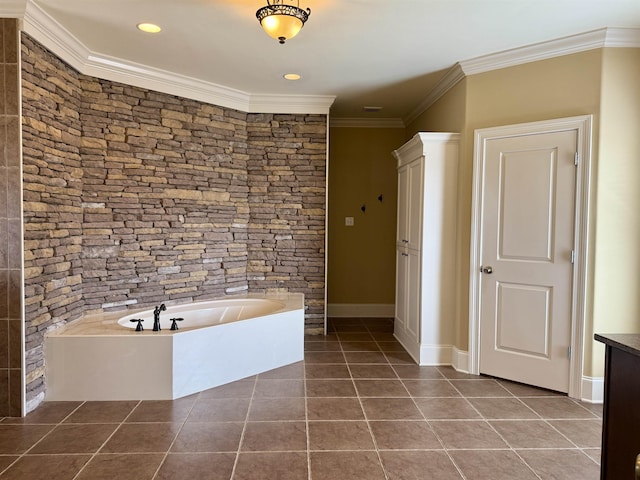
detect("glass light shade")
[260,14,303,42]
[256,1,310,44]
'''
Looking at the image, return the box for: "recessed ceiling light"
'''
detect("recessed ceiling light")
[284,73,302,81]
[137,23,162,34]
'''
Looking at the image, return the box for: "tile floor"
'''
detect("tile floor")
[0,318,602,479]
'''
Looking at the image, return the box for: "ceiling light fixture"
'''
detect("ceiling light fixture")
[284,73,301,80]
[137,23,162,33]
[256,0,310,44]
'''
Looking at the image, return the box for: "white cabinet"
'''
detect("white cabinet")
[393,133,459,365]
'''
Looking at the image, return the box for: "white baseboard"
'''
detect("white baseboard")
[417,344,454,365]
[327,303,395,318]
[581,376,604,404]
[452,347,470,373]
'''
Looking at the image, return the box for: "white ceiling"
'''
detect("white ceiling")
[8,0,640,121]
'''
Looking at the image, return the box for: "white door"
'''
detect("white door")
[479,130,577,393]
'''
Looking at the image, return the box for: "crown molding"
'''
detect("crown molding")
[16,0,333,115]
[403,63,465,127]
[329,117,405,129]
[460,27,640,76]
[22,0,89,72]
[602,26,640,47]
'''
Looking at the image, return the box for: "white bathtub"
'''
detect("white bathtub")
[45,294,305,401]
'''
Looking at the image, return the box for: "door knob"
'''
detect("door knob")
[481,266,493,274]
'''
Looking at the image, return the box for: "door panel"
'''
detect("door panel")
[496,282,551,357]
[479,130,576,393]
[499,149,555,261]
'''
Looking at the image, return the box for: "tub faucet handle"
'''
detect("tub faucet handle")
[170,318,184,331]
[130,319,144,332]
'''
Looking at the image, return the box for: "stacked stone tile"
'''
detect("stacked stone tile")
[20,34,326,410]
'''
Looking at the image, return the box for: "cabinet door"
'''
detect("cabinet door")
[406,249,421,340]
[406,159,424,250]
[395,247,407,332]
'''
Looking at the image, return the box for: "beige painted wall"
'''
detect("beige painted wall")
[327,127,405,305]
[407,49,607,371]
[407,79,467,137]
[590,47,640,376]
[463,50,603,355]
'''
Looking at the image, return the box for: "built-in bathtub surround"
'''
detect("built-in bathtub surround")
[0,18,22,417]
[46,293,305,401]
[20,33,326,412]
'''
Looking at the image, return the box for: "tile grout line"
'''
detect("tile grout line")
[228,375,258,480]
[406,373,467,479]
[304,353,312,480]
[150,394,203,479]
[70,400,143,480]
[346,331,391,480]
[0,401,86,476]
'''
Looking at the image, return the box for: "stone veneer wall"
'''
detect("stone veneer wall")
[0,18,22,417]
[21,34,326,410]
[246,115,326,326]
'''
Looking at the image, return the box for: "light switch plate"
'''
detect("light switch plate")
[345,217,354,226]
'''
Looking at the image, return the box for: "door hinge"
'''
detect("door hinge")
[570,249,575,264]
[568,346,572,359]
[574,152,579,166]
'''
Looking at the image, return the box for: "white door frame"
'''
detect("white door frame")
[468,115,593,399]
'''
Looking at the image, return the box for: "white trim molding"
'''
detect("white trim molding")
[581,376,604,404]
[452,348,470,374]
[326,303,395,318]
[460,27,640,76]
[417,345,453,366]
[403,64,465,126]
[469,115,593,400]
[15,1,334,115]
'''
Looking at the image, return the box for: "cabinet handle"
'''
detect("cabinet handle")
[402,253,409,257]
[402,239,409,243]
